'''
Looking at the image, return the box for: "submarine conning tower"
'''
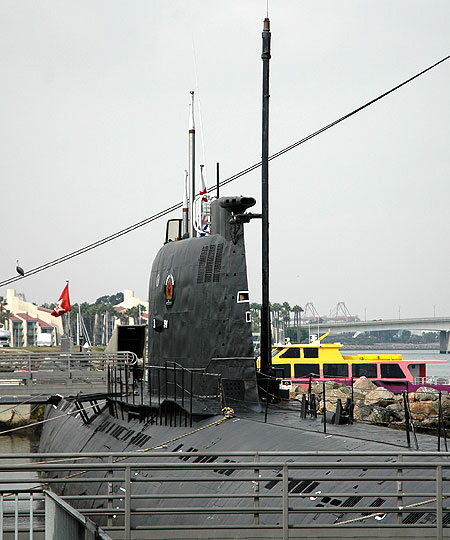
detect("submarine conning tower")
[148,195,261,414]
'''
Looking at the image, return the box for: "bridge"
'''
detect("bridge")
[310,317,450,353]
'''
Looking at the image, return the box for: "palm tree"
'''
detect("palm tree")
[282,302,291,338]
[250,303,261,332]
[0,297,10,327]
[270,303,283,343]
[292,305,304,343]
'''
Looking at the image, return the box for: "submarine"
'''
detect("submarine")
[38,17,450,536]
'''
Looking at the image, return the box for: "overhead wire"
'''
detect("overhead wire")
[0,53,448,289]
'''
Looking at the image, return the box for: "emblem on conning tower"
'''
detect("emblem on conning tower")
[164,274,175,306]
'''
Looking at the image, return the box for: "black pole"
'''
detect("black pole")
[403,391,411,449]
[438,392,442,452]
[216,162,220,198]
[260,17,271,379]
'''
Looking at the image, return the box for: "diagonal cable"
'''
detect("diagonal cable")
[0,53,448,288]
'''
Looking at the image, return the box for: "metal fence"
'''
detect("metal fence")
[0,352,137,396]
[0,488,113,540]
[1,450,450,539]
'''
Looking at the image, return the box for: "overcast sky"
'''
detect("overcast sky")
[1,1,449,320]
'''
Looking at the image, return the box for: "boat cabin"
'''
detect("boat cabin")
[269,333,447,393]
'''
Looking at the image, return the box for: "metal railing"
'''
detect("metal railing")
[415,375,450,386]
[0,351,137,395]
[1,450,450,539]
[0,488,113,540]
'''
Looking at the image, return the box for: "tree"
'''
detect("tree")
[250,303,261,332]
[270,303,283,343]
[124,305,146,325]
[0,297,11,328]
[95,292,124,306]
[292,305,304,343]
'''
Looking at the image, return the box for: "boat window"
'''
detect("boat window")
[272,348,282,358]
[280,348,300,359]
[323,364,348,378]
[381,364,406,378]
[272,364,291,378]
[352,363,377,378]
[294,364,320,378]
[303,348,319,359]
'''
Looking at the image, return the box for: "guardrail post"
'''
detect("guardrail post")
[125,465,131,540]
[29,492,34,540]
[14,493,18,539]
[107,456,113,528]
[396,453,403,524]
[282,463,289,540]
[253,452,260,525]
[437,464,443,540]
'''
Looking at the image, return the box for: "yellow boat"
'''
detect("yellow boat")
[268,332,448,393]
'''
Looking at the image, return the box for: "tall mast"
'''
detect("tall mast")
[188,91,196,237]
[260,17,271,376]
[182,170,189,236]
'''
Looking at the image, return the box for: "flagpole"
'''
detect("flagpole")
[66,281,71,340]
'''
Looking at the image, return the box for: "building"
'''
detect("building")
[3,289,63,347]
[2,288,149,347]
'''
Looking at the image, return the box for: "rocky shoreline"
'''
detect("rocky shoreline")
[291,377,449,431]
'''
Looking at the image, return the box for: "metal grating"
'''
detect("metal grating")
[213,243,224,281]
[197,246,209,283]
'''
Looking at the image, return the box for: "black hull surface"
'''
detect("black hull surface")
[39,395,445,529]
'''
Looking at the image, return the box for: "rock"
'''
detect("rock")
[353,377,377,392]
[364,387,395,406]
[386,403,405,422]
[353,403,374,422]
[409,400,438,417]
[413,387,439,401]
[322,387,353,406]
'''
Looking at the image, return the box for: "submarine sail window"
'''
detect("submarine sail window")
[237,291,249,303]
[165,219,182,243]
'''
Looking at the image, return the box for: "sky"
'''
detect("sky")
[1,1,449,321]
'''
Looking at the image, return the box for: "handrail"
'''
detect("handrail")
[415,375,450,386]
[0,450,449,539]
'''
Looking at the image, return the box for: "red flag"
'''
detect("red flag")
[51,282,71,317]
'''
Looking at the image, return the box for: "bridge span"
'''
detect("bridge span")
[313,317,450,354]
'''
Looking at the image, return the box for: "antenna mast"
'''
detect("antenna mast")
[188,91,196,237]
[260,17,271,376]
